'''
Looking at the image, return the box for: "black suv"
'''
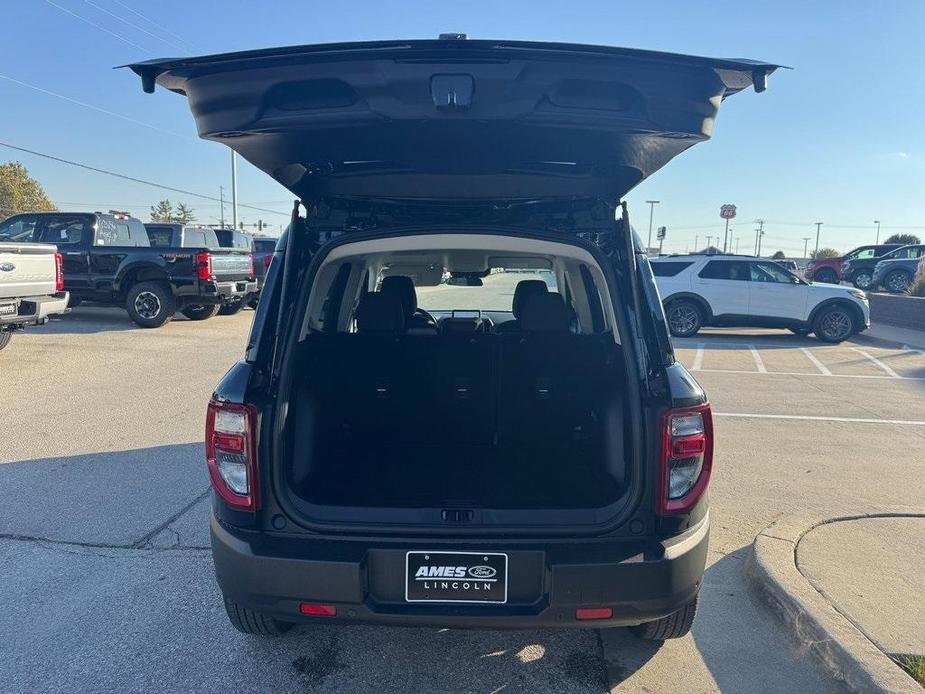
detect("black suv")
[131,38,778,637]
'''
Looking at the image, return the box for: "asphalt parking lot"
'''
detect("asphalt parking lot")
[2,306,924,693]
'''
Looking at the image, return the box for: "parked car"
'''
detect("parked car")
[804,244,900,287]
[870,244,925,293]
[130,36,781,639]
[1,211,256,327]
[248,237,278,308]
[0,241,68,350]
[653,255,869,342]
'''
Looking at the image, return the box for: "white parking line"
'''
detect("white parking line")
[695,368,925,382]
[799,347,832,376]
[715,413,925,426]
[850,347,900,378]
[692,344,704,371]
[747,345,767,373]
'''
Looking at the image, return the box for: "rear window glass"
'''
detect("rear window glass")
[254,239,277,253]
[95,219,132,246]
[698,260,749,281]
[146,226,173,247]
[651,261,693,277]
[37,215,92,245]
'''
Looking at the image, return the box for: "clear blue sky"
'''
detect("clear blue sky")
[3,0,923,255]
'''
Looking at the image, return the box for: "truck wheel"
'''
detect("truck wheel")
[631,596,698,640]
[884,269,912,294]
[0,331,11,351]
[665,300,703,338]
[218,300,245,316]
[813,268,839,284]
[181,304,220,321]
[223,596,294,636]
[126,281,175,328]
[812,305,855,343]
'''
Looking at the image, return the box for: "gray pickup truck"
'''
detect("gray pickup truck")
[0,242,69,351]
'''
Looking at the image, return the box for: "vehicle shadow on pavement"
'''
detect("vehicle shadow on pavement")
[36,305,141,334]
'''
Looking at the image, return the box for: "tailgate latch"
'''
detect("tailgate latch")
[432,74,474,111]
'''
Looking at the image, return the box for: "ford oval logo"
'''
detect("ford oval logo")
[0,262,15,272]
[468,565,496,579]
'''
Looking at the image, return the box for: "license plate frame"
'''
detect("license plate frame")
[405,551,508,604]
[0,302,16,317]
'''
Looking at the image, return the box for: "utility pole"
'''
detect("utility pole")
[219,186,225,228]
[693,235,699,253]
[754,220,765,256]
[802,237,811,260]
[734,237,740,254]
[231,151,239,230]
[645,200,660,250]
[874,220,881,244]
[814,222,823,256]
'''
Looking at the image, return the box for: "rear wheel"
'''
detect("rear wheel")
[218,300,244,316]
[812,305,855,343]
[850,270,873,290]
[631,596,698,640]
[884,269,912,294]
[665,300,703,338]
[222,596,295,636]
[125,281,175,328]
[0,331,12,351]
[813,268,839,284]
[181,304,220,321]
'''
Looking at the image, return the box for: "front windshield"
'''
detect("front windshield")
[414,268,558,312]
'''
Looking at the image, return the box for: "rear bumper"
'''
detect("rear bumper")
[215,280,258,301]
[0,291,69,328]
[210,510,709,629]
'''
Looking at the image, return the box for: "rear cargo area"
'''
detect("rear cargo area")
[288,331,628,510]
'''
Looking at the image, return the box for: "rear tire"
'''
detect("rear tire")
[218,300,244,316]
[631,596,698,640]
[813,268,839,284]
[884,269,912,294]
[222,596,294,636]
[0,331,12,351]
[125,281,175,328]
[665,300,703,338]
[181,304,220,321]
[812,305,855,343]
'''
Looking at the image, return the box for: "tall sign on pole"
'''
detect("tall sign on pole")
[720,204,736,253]
[656,226,667,254]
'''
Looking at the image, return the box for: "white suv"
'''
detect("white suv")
[650,255,870,342]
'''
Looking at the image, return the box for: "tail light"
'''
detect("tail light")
[658,404,713,514]
[263,254,273,269]
[248,253,255,280]
[54,252,64,292]
[196,252,213,281]
[206,400,259,511]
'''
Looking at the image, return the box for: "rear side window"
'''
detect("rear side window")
[146,226,173,247]
[0,214,39,241]
[184,229,208,247]
[95,219,132,246]
[651,261,693,277]
[37,215,92,246]
[698,260,749,281]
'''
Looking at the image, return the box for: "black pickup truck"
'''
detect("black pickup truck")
[3,211,256,327]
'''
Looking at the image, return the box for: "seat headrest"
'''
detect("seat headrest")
[511,279,549,318]
[519,292,569,332]
[355,292,405,333]
[380,275,417,318]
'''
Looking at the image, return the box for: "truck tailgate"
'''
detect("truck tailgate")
[0,243,58,299]
[210,251,252,281]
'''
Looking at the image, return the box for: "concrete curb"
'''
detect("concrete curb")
[745,509,925,693]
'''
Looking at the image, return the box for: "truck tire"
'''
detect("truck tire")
[812,304,855,343]
[0,331,11,351]
[665,299,703,338]
[223,595,294,636]
[813,268,839,284]
[218,300,245,316]
[181,304,220,321]
[884,269,912,294]
[631,596,698,640]
[126,281,175,328]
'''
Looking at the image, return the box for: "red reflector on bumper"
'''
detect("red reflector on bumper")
[299,603,337,617]
[575,607,612,620]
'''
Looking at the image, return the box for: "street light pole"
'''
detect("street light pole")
[645,200,660,250]
[219,186,225,228]
[814,222,824,256]
[874,220,881,244]
[693,235,698,253]
[231,151,239,230]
